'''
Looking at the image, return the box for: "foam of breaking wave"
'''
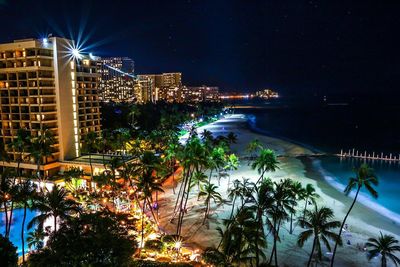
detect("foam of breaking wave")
[313,159,400,225]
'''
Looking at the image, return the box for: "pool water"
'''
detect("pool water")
[0,208,39,255]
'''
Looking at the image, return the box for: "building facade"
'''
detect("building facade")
[0,37,101,175]
[97,57,136,102]
[137,72,182,102]
[183,85,220,102]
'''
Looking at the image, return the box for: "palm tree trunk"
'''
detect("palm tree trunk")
[146,197,159,228]
[171,169,186,221]
[290,203,295,234]
[7,200,14,238]
[54,215,57,232]
[255,210,262,267]
[3,201,9,237]
[141,198,146,249]
[21,203,27,263]
[178,169,194,234]
[307,237,317,267]
[208,168,213,183]
[172,164,176,194]
[89,154,94,181]
[202,200,209,225]
[229,195,236,219]
[382,255,387,267]
[256,168,266,184]
[269,221,277,265]
[176,167,192,235]
[303,197,309,221]
[330,186,361,267]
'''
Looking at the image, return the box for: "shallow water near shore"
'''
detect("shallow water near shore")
[235,99,400,227]
[318,156,400,223]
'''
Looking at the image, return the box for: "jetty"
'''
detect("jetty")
[337,149,400,162]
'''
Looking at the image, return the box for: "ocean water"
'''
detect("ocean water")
[229,96,400,222]
[0,208,38,255]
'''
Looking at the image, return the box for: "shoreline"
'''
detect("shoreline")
[246,112,400,231]
[159,113,399,266]
[300,156,400,236]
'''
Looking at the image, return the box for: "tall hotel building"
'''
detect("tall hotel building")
[97,57,136,102]
[137,72,182,102]
[0,37,101,176]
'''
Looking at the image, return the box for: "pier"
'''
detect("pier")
[337,149,400,162]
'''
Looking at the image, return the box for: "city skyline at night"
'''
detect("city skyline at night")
[1,1,399,96]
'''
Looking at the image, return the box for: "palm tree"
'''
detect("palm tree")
[227,179,242,220]
[224,153,239,188]
[226,132,238,145]
[8,128,31,179]
[216,207,264,266]
[175,136,208,236]
[81,131,98,181]
[268,179,296,267]
[164,142,181,193]
[251,148,279,184]
[198,182,223,224]
[298,205,342,267]
[207,146,226,183]
[289,180,305,234]
[246,139,263,158]
[28,186,80,232]
[16,179,36,263]
[302,183,319,220]
[30,128,55,181]
[330,164,378,267]
[132,151,164,247]
[201,129,214,144]
[0,139,9,169]
[0,168,14,237]
[366,232,400,267]
[248,178,274,266]
[191,171,208,191]
[27,228,46,251]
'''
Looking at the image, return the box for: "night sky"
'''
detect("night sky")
[1,0,400,96]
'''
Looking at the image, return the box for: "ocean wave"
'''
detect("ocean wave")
[312,159,400,225]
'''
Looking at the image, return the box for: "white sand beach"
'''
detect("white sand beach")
[158,114,400,267]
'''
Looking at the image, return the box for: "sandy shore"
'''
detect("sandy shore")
[158,114,400,267]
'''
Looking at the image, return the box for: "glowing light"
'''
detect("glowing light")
[71,48,82,59]
[148,233,158,240]
[43,38,48,44]
[174,241,181,249]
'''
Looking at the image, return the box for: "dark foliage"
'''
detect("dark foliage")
[27,211,137,267]
[0,234,18,267]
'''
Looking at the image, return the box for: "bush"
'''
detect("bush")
[130,260,193,267]
[144,239,165,253]
[0,234,18,267]
[27,211,137,267]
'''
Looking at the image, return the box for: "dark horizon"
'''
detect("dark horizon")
[1,0,399,96]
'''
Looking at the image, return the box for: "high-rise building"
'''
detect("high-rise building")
[0,37,101,176]
[137,72,182,102]
[97,57,136,102]
[183,85,220,102]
